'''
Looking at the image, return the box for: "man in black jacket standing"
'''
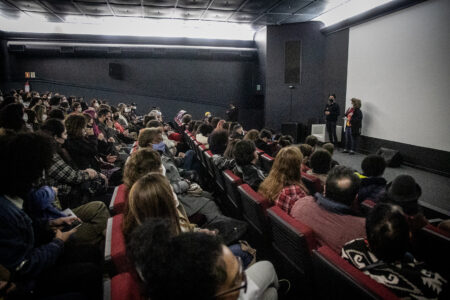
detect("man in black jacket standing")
[324,94,340,145]
[226,103,238,122]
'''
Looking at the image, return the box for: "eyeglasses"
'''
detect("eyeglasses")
[214,257,247,298]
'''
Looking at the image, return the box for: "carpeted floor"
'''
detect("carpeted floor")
[333,151,450,217]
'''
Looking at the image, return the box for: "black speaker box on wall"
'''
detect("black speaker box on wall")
[109,63,123,80]
[284,41,301,84]
[281,122,305,144]
[376,147,403,167]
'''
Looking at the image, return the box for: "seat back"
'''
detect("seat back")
[414,224,450,279]
[222,170,243,218]
[268,206,317,276]
[360,199,376,216]
[108,184,128,215]
[301,172,324,194]
[211,156,226,192]
[259,153,274,173]
[238,184,271,236]
[312,246,399,300]
[204,150,215,178]
[104,214,132,275]
[104,272,144,300]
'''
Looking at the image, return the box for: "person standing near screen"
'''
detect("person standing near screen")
[324,94,340,145]
[343,98,363,154]
[226,103,238,122]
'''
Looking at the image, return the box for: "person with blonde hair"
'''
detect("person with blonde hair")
[244,129,259,142]
[259,146,308,213]
[343,98,363,154]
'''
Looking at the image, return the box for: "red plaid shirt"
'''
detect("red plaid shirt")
[275,185,308,214]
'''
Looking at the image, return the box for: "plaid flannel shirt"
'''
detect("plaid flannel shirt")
[275,185,308,214]
[45,153,90,196]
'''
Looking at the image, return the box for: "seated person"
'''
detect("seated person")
[306,149,332,185]
[381,175,428,232]
[298,143,313,172]
[243,129,259,142]
[259,146,309,214]
[209,129,229,156]
[272,135,294,157]
[357,154,387,202]
[213,138,238,171]
[305,135,318,149]
[255,129,274,156]
[229,123,245,140]
[322,142,339,168]
[233,140,266,191]
[342,203,448,299]
[0,131,102,300]
[196,124,213,147]
[127,218,279,300]
[290,166,365,253]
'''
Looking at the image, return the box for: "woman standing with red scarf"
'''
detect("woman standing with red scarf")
[343,98,363,154]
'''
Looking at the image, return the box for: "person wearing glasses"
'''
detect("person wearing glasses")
[127,218,279,300]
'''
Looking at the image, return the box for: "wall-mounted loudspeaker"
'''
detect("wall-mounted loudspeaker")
[109,63,122,80]
[284,41,301,84]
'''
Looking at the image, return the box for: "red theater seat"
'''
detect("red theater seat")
[301,172,324,194]
[237,184,271,237]
[104,272,144,300]
[104,214,132,275]
[204,150,215,177]
[259,153,274,173]
[222,170,243,218]
[109,184,128,215]
[312,246,399,300]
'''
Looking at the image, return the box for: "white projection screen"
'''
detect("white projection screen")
[346,0,450,152]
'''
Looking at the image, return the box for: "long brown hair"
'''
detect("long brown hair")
[65,114,86,138]
[123,173,181,241]
[258,146,307,203]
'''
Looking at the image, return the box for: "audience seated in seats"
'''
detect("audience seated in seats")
[215,119,225,131]
[0,103,26,132]
[272,135,293,157]
[222,121,231,132]
[71,101,82,114]
[290,166,365,253]
[181,114,192,131]
[40,119,107,209]
[342,203,448,299]
[196,124,214,148]
[322,142,339,168]
[306,149,332,185]
[137,132,222,222]
[24,109,40,131]
[381,175,428,232]
[64,114,100,171]
[48,108,65,121]
[127,218,279,300]
[213,137,238,171]
[298,143,313,172]
[233,140,266,191]
[0,131,103,300]
[210,117,221,130]
[305,135,318,149]
[49,95,62,111]
[116,103,130,128]
[243,129,259,142]
[192,120,203,136]
[209,129,229,156]
[147,120,178,156]
[259,146,308,214]
[255,129,274,156]
[357,154,387,202]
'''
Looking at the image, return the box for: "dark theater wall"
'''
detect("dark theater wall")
[264,22,349,132]
[4,49,258,127]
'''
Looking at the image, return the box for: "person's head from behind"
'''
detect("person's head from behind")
[0,131,54,198]
[259,129,272,143]
[361,155,386,177]
[65,114,87,138]
[310,149,331,175]
[305,135,318,147]
[243,129,259,142]
[0,103,24,132]
[210,117,221,129]
[198,124,213,137]
[49,95,62,107]
[209,129,229,155]
[123,148,162,189]
[278,135,293,148]
[41,118,67,145]
[322,143,334,156]
[181,114,192,125]
[146,120,163,130]
[127,218,244,300]
[138,128,163,149]
[123,174,180,240]
[366,203,410,263]
[298,144,313,159]
[48,108,65,120]
[193,121,204,133]
[233,140,257,166]
[33,104,47,123]
[325,166,360,206]
[385,175,421,216]
[259,146,303,201]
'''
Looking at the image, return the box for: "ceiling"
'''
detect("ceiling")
[0,0,350,31]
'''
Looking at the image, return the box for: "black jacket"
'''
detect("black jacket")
[64,135,100,171]
[350,108,363,136]
[324,102,340,122]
